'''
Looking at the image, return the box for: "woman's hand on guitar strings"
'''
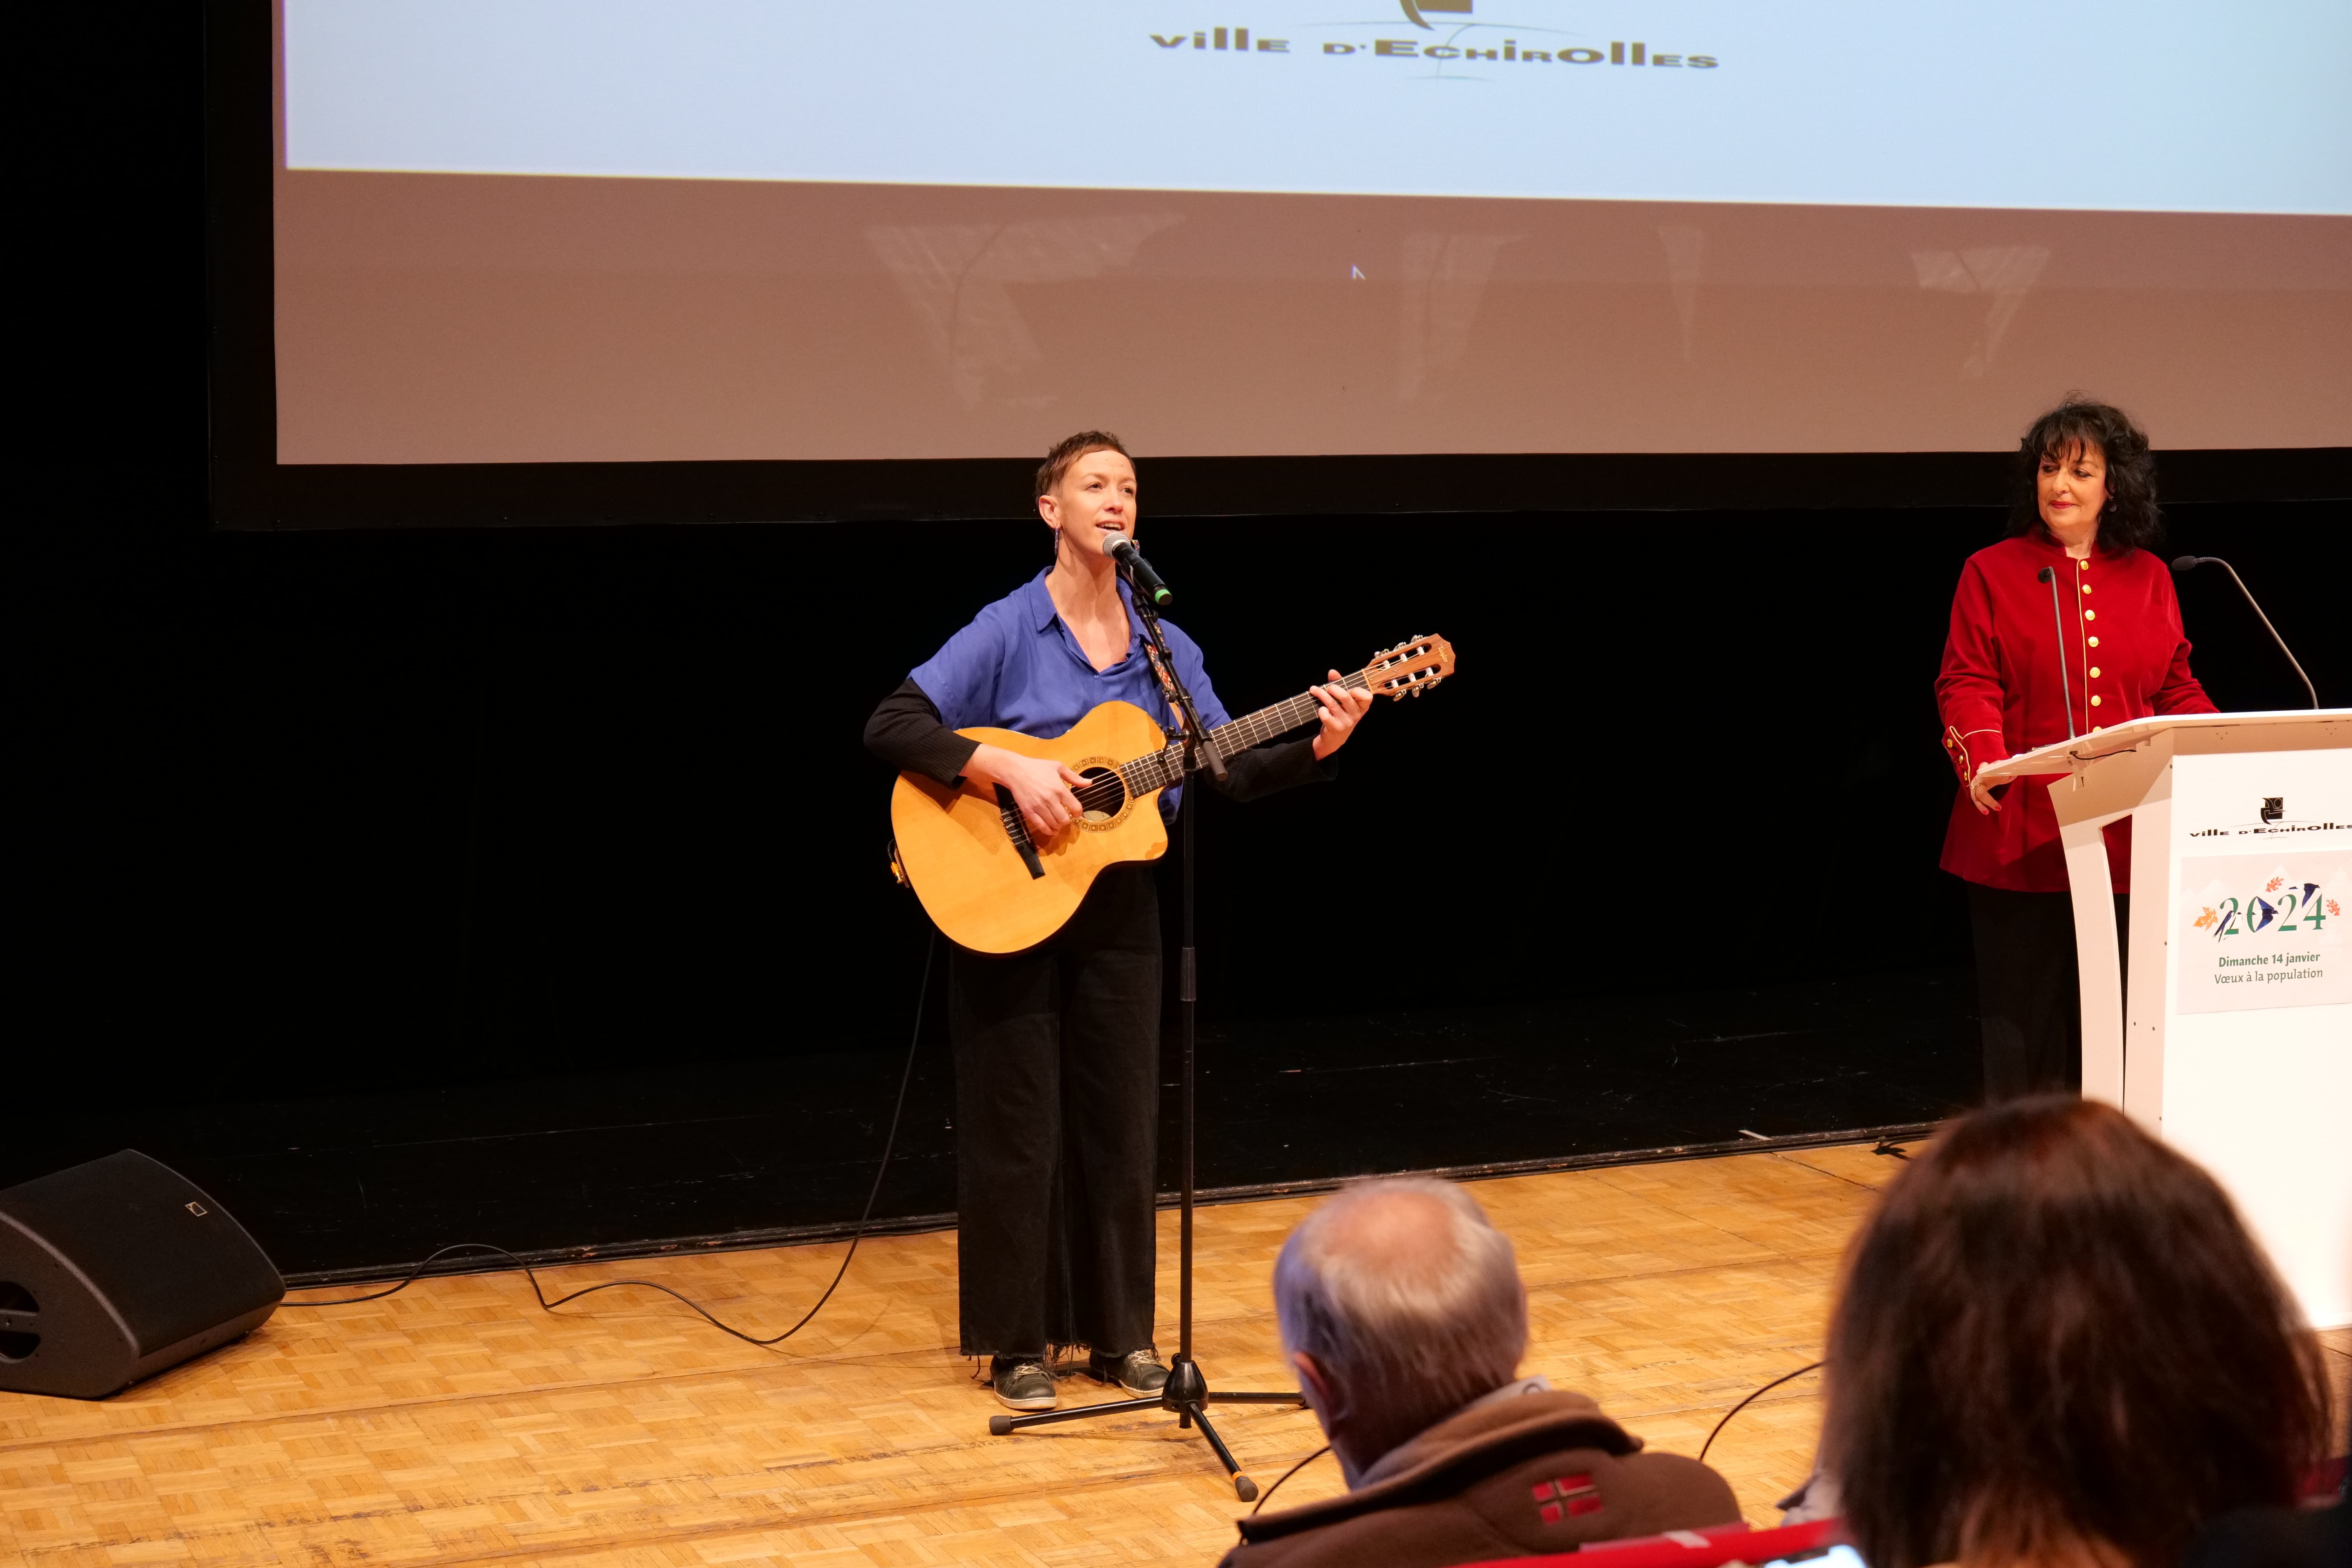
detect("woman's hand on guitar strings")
[966,743,1089,842]
[1310,671,1376,760]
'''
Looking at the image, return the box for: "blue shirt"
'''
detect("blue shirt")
[910,571,1232,814]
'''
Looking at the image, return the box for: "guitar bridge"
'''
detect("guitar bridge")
[995,786,1047,880]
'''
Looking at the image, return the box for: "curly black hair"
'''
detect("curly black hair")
[2006,396,2161,554]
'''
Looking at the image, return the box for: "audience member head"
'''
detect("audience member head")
[1274,1177,1528,1483]
[1821,1096,2329,1568]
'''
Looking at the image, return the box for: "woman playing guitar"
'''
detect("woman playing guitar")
[863,430,1373,1412]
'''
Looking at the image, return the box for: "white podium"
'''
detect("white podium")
[1978,710,2352,1327]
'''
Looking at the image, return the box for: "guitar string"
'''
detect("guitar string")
[1072,665,1406,811]
[1044,654,1445,818]
[1114,673,1370,795]
[997,652,1447,844]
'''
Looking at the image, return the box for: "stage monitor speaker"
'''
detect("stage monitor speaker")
[0,1150,284,1399]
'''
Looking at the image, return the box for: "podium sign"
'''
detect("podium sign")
[1980,711,2351,1327]
[2175,849,2350,1015]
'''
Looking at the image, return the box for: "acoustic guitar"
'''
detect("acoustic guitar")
[889,634,1457,953]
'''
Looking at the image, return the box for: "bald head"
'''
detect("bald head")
[1314,1183,1479,1285]
[1275,1178,1527,1457]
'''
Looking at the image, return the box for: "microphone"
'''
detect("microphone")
[2037,566,2078,739]
[1102,532,1172,607]
[2171,556,2318,708]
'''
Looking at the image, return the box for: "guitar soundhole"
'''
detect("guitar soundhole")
[1075,764,1128,827]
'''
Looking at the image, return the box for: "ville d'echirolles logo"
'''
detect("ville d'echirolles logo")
[1148,2,1720,69]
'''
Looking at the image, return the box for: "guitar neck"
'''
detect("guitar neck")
[1117,667,1373,796]
[1210,668,1373,755]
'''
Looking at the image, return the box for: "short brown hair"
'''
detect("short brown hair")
[1034,430,1130,501]
[1822,1097,2330,1568]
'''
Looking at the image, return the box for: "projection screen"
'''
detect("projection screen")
[273,1,2352,465]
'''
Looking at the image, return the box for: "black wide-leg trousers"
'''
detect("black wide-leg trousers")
[948,864,1160,1360]
[1967,883,2129,1102]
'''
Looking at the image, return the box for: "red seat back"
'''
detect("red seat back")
[1470,1515,1845,1568]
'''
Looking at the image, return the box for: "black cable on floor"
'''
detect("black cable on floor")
[280,930,939,1348]
[1249,1356,1827,1514]
[1250,1445,1331,1515]
[1699,1360,1823,1462]
[1252,1356,1826,1517]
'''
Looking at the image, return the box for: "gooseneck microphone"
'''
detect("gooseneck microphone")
[2172,556,2319,709]
[2037,565,2078,739]
[1102,532,1173,607]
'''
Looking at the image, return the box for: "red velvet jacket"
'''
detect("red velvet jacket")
[1936,533,2214,893]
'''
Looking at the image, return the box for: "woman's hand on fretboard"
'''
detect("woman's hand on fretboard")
[1310,670,1375,760]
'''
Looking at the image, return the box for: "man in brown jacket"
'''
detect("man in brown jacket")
[1220,1178,1741,1568]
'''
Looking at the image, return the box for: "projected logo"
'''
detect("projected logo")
[867,216,1184,408]
[1400,0,1473,25]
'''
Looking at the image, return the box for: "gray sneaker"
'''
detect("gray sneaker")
[1089,1346,1170,1397]
[990,1357,1057,1411]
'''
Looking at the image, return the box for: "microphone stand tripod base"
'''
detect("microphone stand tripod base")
[987,1352,1303,1499]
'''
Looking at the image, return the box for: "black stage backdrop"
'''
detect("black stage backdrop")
[14,10,2348,1279]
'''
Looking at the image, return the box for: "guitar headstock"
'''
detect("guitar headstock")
[1365,633,1456,699]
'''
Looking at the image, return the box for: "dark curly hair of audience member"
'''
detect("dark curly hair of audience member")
[2006,396,2162,554]
[1820,1096,2330,1568]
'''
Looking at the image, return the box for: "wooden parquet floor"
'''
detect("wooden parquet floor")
[5,1141,2345,1568]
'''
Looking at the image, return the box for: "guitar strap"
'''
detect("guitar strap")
[1138,635,1189,739]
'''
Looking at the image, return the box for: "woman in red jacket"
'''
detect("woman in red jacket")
[1936,398,2215,1099]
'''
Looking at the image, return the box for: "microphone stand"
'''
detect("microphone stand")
[986,570,1304,1501]
[2174,556,2320,709]
[2036,565,2078,740]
